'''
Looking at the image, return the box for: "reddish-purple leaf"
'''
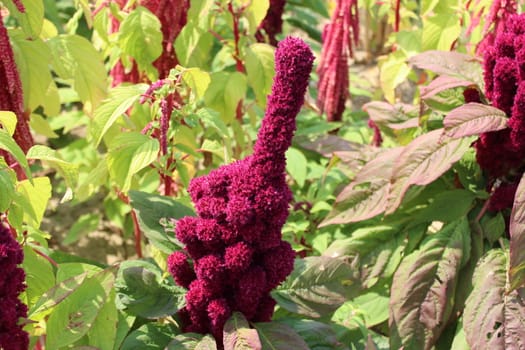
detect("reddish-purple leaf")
[509,172,525,291]
[444,103,508,138]
[408,50,483,85]
[463,249,525,350]
[347,147,404,190]
[223,313,262,350]
[420,75,474,100]
[390,219,470,350]
[364,101,419,130]
[295,134,368,158]
[253,322,309,350]
[386,129,473,214]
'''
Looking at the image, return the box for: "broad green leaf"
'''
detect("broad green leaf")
[9,30,60,116]
[379,50,411,103]
[323,225,425,288]
[244,43,275,106]
[204,71,247,123]
[278,319,345,350]
[273,256,360,318]
[413,189,476,223]
[48,34,107,111]
[253,322,308,350]
[114,260,185,318]
[107,132,160,192]
[389,218,470,350]
[197,108,230,138]
[62,213,101,245]
[45,268,116,349]
[223,312,262,350]
[120,322,178,350]
[422,13,461,51]
[0,166,16,211]
[90,84,148,146]
[128,190,194,253]
[286,148,307,187]
[351,291,390,328]
[4,0,44,38]
[27,145,79,192]
[113,312,136,350]
[118,6,163,80]
[182,67,211,100]
[56,262,102,283]
[22,246,55,310]
[167,334,218,350]
[175,22,214,68]
[88,289,118,350]
[509,172,525,291]
[16,176,51,227]
[186,0,215,29]
[242,0,269,35]
[463,249,525,350]
[30,114,59,138]
[0,111,17,136]
[444,103,508,138]
[386,129,474,214]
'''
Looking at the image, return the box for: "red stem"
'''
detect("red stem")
[33,247,59,267]
[116,189,143,258]
[394,0,401,32]
[227,2,245,73]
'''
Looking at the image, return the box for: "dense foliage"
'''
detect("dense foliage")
[0,0,525,349]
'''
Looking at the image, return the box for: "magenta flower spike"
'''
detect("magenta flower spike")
[0,225,28,350]
[167,37,314,344]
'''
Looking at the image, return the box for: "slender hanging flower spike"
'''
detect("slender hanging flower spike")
[255,0,286,46]
[167,37,314,346]
[316,0,359,122]
[0,224,29,350]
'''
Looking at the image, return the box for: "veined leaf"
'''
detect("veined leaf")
[106,132,160,192]
[422,12,461,51]
[253,322,309,350]
[509,172,525,291]
[182,67,211,100]
[48,34,107,112]
[244,43,275,107]
[0,111,17,136]
[389,218,470,350]
[386,129,474,214]
[90,84,148,146]
[223,312,262,350]
[175,21,214,68]
[120,323,179,350]
[272,256,360,318]
[4,0,44,38]
[204,71,247,123]
[167,334,218,350]
[420,75,474,100]
[463,249,525,350]
[118,6,163,80]
[278,318,347,350]
[16,176,51,227]
[444,103,508,138]
[364,101,419,130]
[242,0,269,35]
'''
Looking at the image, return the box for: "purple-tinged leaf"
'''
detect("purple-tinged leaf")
[347,147,404,190]
[364,101,419,130]
[272,256,360,318]
[444,103,508,138]
[420,75,474,100]
[463,249,525,350]
[223,312,262,350]
[296,134,372,158]
[390,219,470,350]
[509,172,525,291]
[279,319,348,350]
[408,50,482,85]
[167,334,218,350]
[253,322,309,350]
[386,129,473,214]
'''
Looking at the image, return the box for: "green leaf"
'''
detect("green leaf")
[223,312,262,350]
[277,319,345,350]
[244,43,275,107]
[63,213,101,245]
[182,67,211,100]
[45,268,116,349]
[16,176,51,227]
[88,289,119,350]
[386,129,474,214]
[107,132,160,192]
[204,71,247,123]
[389,218,470,350]
[286,148,307,187]
[4,0,44,38]
[414,189,476,223]
[253,322,308,350]
[0,164,16,212]
[272,256,360,318]
[8,29,59,116]
[120,323,179,350]
[379,50,411,104]
[167,334,218,350]
[0,111,17,136]
[242,0,269,35]
[115,260,185,318]
[422,13,461,51]
[129,190,194,253]
[0,129,31,179]
[175,22,214,68]
[197,108,230,138]
[21,246,55,310]
[90,84,148,146]
[509,172,525,291]
[463,249,525,349]
[119,6,163,80]
[444,103,508,139]
[30,114,59,138]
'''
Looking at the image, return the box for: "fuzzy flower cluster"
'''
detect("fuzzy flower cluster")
[475,13,525,211]
[0,225,28,350]
[316,0,359,122]
[0,12,33,180]
[109,0,189,86]
[167,37,313,343]
[255,0,286,46]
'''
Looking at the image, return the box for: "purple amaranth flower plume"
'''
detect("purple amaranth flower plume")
[167,37,313,345]
[255,0,286,46]
[316,0,359,122]
[0,224,29,350]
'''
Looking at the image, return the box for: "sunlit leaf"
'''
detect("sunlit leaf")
[0,111,17,136]
[16,176,51,227]
[444,103,508,138]
[253,322,308,350]
[244,43,275,106]
[121,323,179,350]
[4,0,44,38]
[204,71,247,123]
[509,172,525,291]
[182,67,211,100]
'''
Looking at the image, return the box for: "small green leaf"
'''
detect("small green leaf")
[242,0,269,35]
[286,148,307,187]
[244,44,275,107]
[16,176,51,227]
[204,72,247,123]
[119,6,163,80]
[0,111,17,136]
[30,114,59,138]
[62,213,101,245]
[182,67,211,100]
[121,323,179,350]
[175,21,214,68]
[27,145,79,193]
[107,132,160,192]
[223,312,262,350]
[22,246,55,311]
